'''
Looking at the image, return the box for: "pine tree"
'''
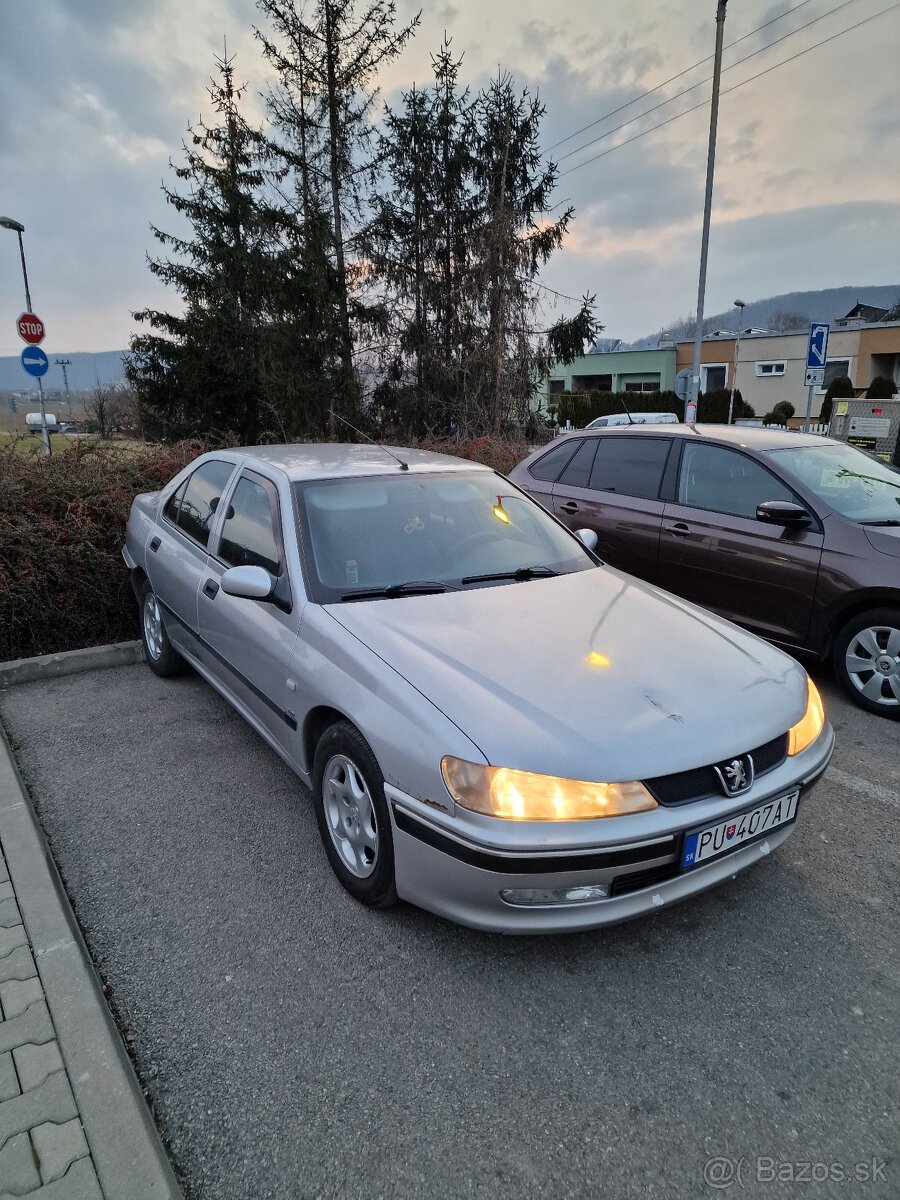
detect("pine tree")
[256,0,421,419]
[127,50,278,442]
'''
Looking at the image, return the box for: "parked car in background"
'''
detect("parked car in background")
[510,425,900,717]
[585,412,679,429]
[123,444,832,932]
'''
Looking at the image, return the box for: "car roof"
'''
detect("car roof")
[234,442,492,482]
[562,424,834,451]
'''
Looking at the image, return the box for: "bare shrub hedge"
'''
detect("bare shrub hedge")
[0,440,203,661]
[0,434,533,662]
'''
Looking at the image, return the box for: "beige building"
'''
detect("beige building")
[675,323,900,418]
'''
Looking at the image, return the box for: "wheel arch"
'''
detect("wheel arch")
[303,705,355,777]
[824,590,900,653]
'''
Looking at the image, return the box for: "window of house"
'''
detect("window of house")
[548,379,565,394]
[219,476,281,576]
[755,361,786,377]
[164,459,235,548]
[572,374,613,391]
[623,380,660,393]
[701,364,728,391]
[823,359,852,389]
[556,439,599,488]
[588,436,671,500]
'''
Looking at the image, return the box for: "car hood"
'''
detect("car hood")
[863,524,900,560]
[325,569,809,782]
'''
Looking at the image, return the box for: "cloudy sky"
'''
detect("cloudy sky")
[1,0,899,357]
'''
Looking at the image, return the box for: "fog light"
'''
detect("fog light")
[499,883,609,908]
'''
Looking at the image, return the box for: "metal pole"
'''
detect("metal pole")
[15,229,50,457]
[15,229,33,312]
[803,384,815,433]
[686,0,729,426]
[727,301,745,424]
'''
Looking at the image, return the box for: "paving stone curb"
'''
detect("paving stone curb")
[0,644,144,691]
[0,722,181,1199]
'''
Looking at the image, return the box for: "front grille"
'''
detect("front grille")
[609,862,679,896]
[643,734,788,806]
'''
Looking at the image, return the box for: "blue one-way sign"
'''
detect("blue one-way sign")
[806,323,830,369]
[20,346,49,378]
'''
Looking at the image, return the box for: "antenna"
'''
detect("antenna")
[328,409,409,470]
[618,393,635,424]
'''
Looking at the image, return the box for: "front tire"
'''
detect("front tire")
[312,722,398,908]
[832,607,900,717]
[139,580,187,678]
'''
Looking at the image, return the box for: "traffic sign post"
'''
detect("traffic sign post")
[803,323,829,432]
[17,320,51,456]
[17,312,45,344]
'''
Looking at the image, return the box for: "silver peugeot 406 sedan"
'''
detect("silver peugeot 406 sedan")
[123,444,833,933]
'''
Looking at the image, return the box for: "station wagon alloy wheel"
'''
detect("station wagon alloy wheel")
[323,754,379,878]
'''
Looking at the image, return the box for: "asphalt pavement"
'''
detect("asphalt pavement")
[0,663,896,1199]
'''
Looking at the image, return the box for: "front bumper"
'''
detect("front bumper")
[387,725,834,933]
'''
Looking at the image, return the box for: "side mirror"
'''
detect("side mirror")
[576,528,599,551]
[220,565,275,600]
[756,500,811,526]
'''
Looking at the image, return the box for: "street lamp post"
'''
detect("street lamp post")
[686,0,729,425]
[727,298,746,424]
[0,216,50,457]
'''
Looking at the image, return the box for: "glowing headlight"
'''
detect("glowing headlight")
[441,757,657,820]
[787,678,826,756]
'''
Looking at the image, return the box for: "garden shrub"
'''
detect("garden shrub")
[0,439,203,661]
[0,433,535,662]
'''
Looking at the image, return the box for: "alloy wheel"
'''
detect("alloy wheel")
[143,593,163,661]
[322,754,379,878]
[844,624,900,707]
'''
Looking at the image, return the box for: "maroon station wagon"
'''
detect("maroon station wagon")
[509,425,900,718]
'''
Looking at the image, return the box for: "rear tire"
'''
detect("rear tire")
[312,722,398,908]
[139,580,187,678]
[832,607,900,718]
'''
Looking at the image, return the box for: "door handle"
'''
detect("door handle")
[149,537,160,553]
[203,579,220,599]
[666,523,691,538]
[560,502,580,514]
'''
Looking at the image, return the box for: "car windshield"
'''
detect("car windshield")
[296,470,595,600]
[766,443,900,523]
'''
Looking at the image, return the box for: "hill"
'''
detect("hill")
[625,284,900,349]
[0,350,126,396]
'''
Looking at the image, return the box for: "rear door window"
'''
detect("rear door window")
[528,439,580,482]
[164,460,235,548]
[556,439,598,488]
[589,437,671,500]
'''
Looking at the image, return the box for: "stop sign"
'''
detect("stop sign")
[17,312,45,345]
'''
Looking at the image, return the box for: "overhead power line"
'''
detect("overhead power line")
[547,0,818,153]
[559,1,900,179]
[558,0,862,165]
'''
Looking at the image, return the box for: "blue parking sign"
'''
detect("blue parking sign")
[806,324,829,370]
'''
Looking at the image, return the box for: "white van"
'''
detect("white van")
[584,411,679,429]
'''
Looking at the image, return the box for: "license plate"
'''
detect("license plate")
[681,791,799,870]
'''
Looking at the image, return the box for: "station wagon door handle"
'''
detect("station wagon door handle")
[203,579,220,599]
[560,501,580,514]
[667,522,691,538]
[149,536,161,553]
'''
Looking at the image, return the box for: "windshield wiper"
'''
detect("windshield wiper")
[339,581,459,601]
[859,519,900,526]
[461,565,561,585]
